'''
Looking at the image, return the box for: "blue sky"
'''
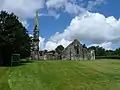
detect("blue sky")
[28,12,72,40]
[1,0,120,50]
[94,0,120,18]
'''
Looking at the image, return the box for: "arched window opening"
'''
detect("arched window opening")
[74,44,79,54]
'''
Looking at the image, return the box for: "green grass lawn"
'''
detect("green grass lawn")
[1,60,120,90]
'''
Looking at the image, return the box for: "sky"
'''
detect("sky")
[1,0,120,51]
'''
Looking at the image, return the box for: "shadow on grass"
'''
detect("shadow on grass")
[0,60,34,67]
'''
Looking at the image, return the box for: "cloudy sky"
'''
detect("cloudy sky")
[1,0,120,51]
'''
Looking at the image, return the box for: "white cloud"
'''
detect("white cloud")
[87,0,105,10]
[39,10,60,19]
[21,20,29,28]
[88,42,112,50]
[64,2,85,15]
[0,0,105,19]
[45,39,72,51]
[39,36,45,50]
[46,0,85,15]
[0,0,45,19]
[46,0,66,9]
[44,12,120,50]
[46,0,105,17]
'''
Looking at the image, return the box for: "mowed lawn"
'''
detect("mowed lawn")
[1,60,120,90]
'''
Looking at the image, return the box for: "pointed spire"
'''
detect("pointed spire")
[31,10,40,60]
[33,10,39,50]
[34,10,39,31]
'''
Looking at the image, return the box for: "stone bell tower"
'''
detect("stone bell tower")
[31,10,40,60]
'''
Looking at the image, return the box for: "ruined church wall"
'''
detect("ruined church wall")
[62,47,71,60]
[62,43,84,60]
[39,53,60,60]
[83,48,89,60]
[62,41,95,60]
[89,50,95,60]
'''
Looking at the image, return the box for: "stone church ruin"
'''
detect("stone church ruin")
[38,39,95,60]
[30,10,95,60]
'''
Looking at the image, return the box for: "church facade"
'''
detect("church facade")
[62,39,95,60]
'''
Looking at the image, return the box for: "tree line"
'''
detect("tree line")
[88,46,120,56]
[88,46,120,59]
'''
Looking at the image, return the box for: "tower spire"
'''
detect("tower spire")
[32,10,40,60]
[35,10,39,31]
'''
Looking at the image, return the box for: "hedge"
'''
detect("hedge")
[96,56,120,59]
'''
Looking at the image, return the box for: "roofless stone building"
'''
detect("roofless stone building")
[62,39,95,60]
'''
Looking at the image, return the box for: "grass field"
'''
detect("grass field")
[1,60,120,90]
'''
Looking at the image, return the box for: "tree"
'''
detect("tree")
[88,46,96,50]
[44,50,48,54]
[48,50,55,54]
[88,46,106,56]
[83,44,87,48]
[55,45,64,59]
[96,46,106,56]
[105,50,115,56]
[55,45,64,54]
[0,11,31,66]
[115,48,120,56]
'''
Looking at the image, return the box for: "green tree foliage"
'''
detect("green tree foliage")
[88,46,120,58]
[88,46,106,56]
[95,46,106,56]
[105,50,115,56]
[44,50,48,54]
[83,44,87,48]
[48,50,55,54]
[55,45,64,54]
[0,11,31,65]
[115,48,120,56]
